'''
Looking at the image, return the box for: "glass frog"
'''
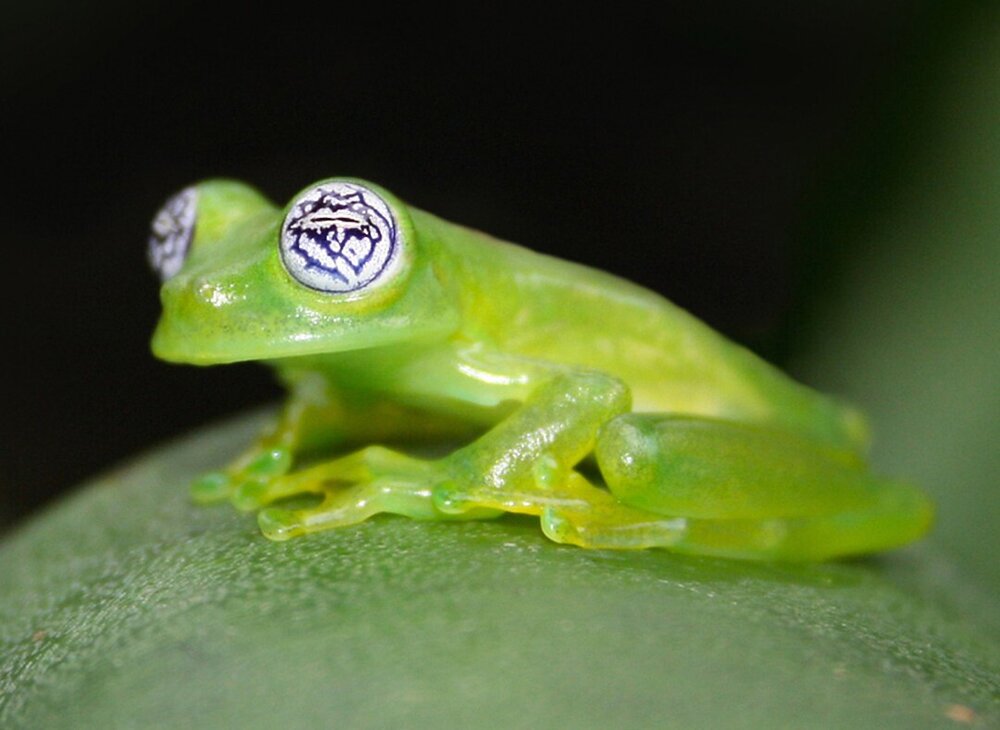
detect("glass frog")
[148,178,933,560]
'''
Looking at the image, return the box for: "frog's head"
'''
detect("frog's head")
[150,178,459,364]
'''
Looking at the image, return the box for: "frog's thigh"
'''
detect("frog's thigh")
[570,414,933,560]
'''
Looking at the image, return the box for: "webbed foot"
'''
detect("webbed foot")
[190,445,294,505]
[217,447,501,541]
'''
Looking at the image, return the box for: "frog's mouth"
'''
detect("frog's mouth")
[147,260,391,365]
[151,277,461,367]
[150,310,432,366]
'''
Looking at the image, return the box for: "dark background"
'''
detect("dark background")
[1,2,974,523]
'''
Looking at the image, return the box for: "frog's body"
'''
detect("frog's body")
[411,211,865,441]
[150,178,932,560]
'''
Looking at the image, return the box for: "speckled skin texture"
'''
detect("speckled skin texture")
[0,412,995,729]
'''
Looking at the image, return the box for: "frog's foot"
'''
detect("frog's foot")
[542,498,934,561]
[429,454,587,518]
[190,445,293,505]
[431,466,673,546]
[539,495,692,551]
[235,447,501,541]
[537,501,776,556]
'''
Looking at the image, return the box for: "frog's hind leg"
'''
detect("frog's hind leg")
[541,490,932,561]
[545,413,934,560]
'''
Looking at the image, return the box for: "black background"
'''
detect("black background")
[2,2,968,523]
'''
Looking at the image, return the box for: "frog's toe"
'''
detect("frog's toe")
[430,480,477,515]
[430,481,536,519]
[257,507,301,541]
[230,469,329,512]
[242,447,293,479]
[230,479,271,512]
[539,503,689,550]
[190,471,233,504]
[256,489,377,541]
[539,507,573,543]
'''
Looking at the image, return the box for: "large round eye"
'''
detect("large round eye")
[280,181,402,294]
[148,187,197,281]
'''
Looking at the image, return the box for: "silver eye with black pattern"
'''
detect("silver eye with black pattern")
[148,187,197,281]
[279,181,402,294]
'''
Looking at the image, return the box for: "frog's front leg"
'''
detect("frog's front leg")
[190,399,302,505]
[191,371,478,508]
[246,370,632,540]
[253,447,502,540]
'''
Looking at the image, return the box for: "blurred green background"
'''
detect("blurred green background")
[792,5,999,602]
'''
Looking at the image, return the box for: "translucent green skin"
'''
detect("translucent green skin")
[151,178,933,560]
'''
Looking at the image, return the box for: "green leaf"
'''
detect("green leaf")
[0,411,996,729]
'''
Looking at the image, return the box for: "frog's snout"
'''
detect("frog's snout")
[151,273,248,364]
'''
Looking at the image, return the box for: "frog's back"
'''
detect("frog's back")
[420,209,866,451]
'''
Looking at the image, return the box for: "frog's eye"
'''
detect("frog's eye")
[148,186,197,282]
[280,181,402,294]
